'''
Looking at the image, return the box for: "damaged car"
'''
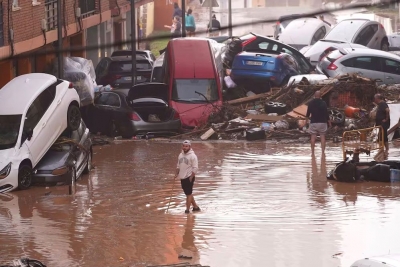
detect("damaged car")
[33,120,92,186]
[0,73,82,193]
[86,83,182,138]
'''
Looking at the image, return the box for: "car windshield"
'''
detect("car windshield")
[324,20,366,42]
[0,115,22,150]
[109,61,152,72]
[172,79,219,103]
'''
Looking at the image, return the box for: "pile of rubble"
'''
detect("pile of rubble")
[171,74,400,142]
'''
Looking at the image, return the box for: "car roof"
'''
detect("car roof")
[342,48,400,60]
[352,254,400,266]
[247,32,303,51]
[169,38,215,79]
[0,73,58,115]
[279,18,328,45]
[238,51,280,57]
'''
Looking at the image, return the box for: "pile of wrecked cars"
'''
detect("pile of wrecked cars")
[0,57,96,193]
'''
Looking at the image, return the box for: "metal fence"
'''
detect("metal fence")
[45,0,58,31]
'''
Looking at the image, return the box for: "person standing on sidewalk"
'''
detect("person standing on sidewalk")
[306,91,331,155]
[374,93,390,153]
[207,14,221,37]
[174,140,201,214]
[185,8,196,37]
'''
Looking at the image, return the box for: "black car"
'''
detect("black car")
[111,50,156,64]
[95,55,153,88]
[33,120,93,186]
[223,32,314,74]
[85,83,181,138]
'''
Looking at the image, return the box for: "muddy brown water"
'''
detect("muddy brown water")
[1,140,400,267]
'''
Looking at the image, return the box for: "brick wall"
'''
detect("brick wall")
[9,2,44,43]
[109,0,130,12]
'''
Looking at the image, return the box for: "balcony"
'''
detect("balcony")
[0,2,4,46]
[45,0,57,31]
[79,0,96,18]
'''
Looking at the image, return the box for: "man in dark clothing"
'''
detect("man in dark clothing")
[374,93,390,152]
[172,2,182,19]
[306,91,331,155]
[207,14,221,36]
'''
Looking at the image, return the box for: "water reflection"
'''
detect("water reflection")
[1,141,400,267]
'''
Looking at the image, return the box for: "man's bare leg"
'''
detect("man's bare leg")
[311,134,317,155]
[191,195,198,209]
[186,195,191,211]
[320,134,326,154]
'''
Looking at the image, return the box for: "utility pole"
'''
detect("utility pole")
[228,0,232,36]
[57,0,63,79]
[182,0,186,37]
[131,0,136,87]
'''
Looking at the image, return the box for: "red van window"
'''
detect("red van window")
[172,79,219,102]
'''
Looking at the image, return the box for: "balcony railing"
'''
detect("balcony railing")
[79,0,96,18]
[0,2,4,47]
[45,0,57,31]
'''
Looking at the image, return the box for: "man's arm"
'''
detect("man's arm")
[190,155,198,181]
[174,157,180,178]
[383,107,390,123]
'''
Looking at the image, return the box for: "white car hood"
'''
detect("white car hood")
[0,148,15,168]
[287,74,329,86]
[303,40,368,63]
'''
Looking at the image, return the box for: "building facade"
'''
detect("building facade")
[0,0,154,87]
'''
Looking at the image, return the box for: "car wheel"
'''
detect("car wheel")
[83,148,92,174]
[329,108,345,126]
[67,104,81,131]
[264,101,287,115]
[18,164,33,190]
[381,40,389,51]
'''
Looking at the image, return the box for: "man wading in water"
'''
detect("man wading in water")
[174,140,200,214]
[306,91,331,155]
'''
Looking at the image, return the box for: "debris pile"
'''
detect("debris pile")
[171,74,400,142]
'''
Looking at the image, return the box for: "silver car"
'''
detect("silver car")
[317,47,400,84]
[279,18,331,51]
[301,18,390,66]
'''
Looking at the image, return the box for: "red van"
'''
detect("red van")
[161,38,224,129]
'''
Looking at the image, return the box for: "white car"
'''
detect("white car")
[0,73,81,192]
[350,254,400,267]
[301,18,390,66]
[279,18,331,51]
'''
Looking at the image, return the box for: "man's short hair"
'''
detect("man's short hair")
[183,140,191,146]
[375,93,384,100]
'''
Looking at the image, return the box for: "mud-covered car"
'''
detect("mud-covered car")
[33,120,92,186]
[86,83,181,138]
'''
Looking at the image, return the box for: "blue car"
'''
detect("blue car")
[230,51,304,93]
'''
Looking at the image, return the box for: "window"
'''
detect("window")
[354,25,378,46]
[45,0,57,31]
[79,0,96,18]
[0,2,4,47]
[95,59,109,78]
[108,61,152,72]
[350,57,380,71]
[172,79,219,103]
[95,93,121,107]
[257,42,279,51]
[311,27,327,45]
[12,0,19,8]
[282,47,312,74]
[383,59,400,75]
[325,20,367,42]
[22,84,56,140]
[0,115,22,150]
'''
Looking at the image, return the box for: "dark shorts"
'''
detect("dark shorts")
[181,176,195,196]
[186,26,195,32]
[378,123,390,143]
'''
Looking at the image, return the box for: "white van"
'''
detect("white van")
[351,254,400,267]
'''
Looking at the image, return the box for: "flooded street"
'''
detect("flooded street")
[1,140,400,267]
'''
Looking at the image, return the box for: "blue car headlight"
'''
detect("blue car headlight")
[0,163,12,179]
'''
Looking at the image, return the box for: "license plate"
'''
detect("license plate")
[136,76,142,81]
[124,77,132,81]
[246,61,263,66]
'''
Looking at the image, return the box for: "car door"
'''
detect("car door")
[389,33,400,48]
[382,58,400,84]
[94,92,125,133]
[22,85,57,166]
[353,24,379,49]
[343,56,384,82]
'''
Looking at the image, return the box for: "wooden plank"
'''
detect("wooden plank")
[293,104,308,117]
[245,114,283,122]
[286,111,306,119]
[227,92,271,105]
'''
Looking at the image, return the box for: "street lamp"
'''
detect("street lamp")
[57,0,63,79]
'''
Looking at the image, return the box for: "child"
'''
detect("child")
[164,16,182,39]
